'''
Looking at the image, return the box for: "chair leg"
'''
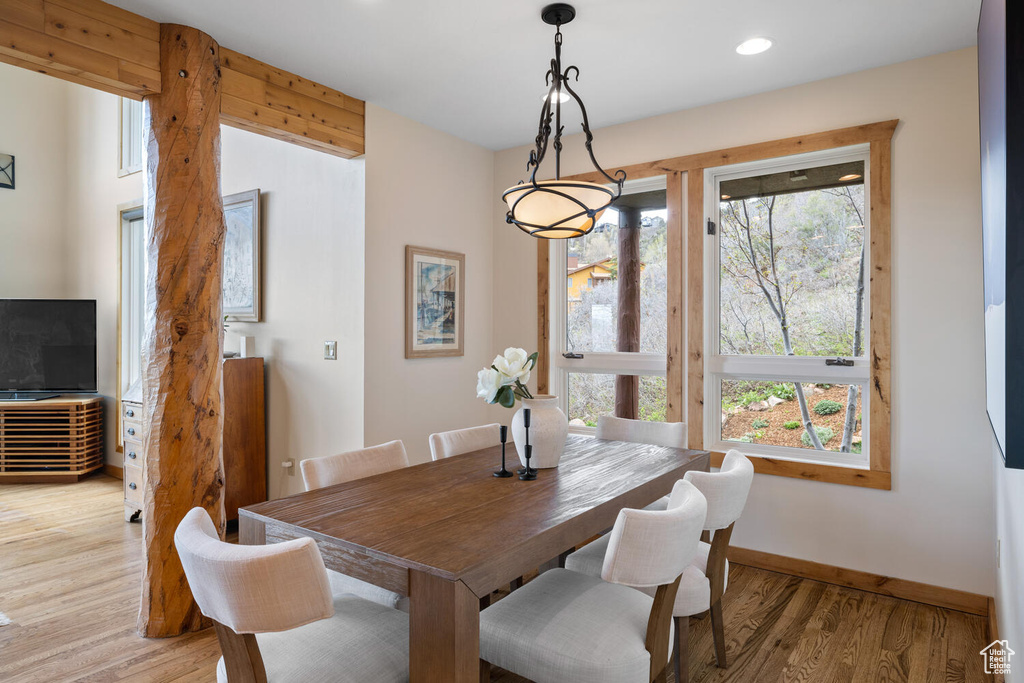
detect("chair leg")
[674,615,688,683]
[479,593,491,610]
[479,658,491,683]
[710,598,727,668]
[510,576,523,592]
[557,550,571,568]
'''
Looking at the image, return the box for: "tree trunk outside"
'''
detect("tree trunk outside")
[779,322,824,450]
[615,208,641,419]
[138,24,226,638]
[766,199,824,451]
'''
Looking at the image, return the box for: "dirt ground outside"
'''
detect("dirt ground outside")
[721,383,862,451]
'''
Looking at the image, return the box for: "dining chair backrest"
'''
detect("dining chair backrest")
[595,415,687,449]
[300,440,409,491]
[428,423,501,461]
[601,479,707,589]
[683,449,754,531]
[174,507,333,634]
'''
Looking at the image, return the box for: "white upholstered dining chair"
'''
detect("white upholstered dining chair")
[479,479,708,683]
[565,449,754,682]
[174,507,408,683]
[428,423,501,460]
[299,440,410,610]
[596,415,687,449]
[300,439,409,490]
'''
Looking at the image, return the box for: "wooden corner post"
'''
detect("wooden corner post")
[138,24,226,637]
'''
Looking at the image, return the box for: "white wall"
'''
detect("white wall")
[63,83,144,465]
[994,443,1024,679]
[1,64,367,499]
[0,64,71,297]
[363,104,500,464]
[493,47,995,596]
[221,125,365,499]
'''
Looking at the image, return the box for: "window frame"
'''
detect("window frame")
[537,119,896,488]
[704,145,872,469]
[118,97,144,177]
[550,175,670,434]
[116,201,145,450]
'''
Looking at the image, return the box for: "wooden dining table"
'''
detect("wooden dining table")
[238,434,710,682]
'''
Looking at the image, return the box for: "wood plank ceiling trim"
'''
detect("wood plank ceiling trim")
[220,47,365,158]
[0,0,161,97]
[0,0,367,157]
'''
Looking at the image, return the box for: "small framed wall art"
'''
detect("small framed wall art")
[223,189,262,322]
[406,245,465,358]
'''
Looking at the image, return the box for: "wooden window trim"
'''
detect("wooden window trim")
[537,120,897,489]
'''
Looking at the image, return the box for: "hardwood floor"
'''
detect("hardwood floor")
[0,476,990,682]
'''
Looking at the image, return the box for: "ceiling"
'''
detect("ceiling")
[107,0,981,151]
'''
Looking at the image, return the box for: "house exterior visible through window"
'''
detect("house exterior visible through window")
[553,176,669,429]
[705,145,871,467]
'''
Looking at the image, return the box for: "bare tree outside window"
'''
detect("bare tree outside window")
[718,162,866,454]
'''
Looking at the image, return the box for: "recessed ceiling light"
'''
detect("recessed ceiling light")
[721,194,731,200]
[839,173,862,182]
[541,90,571,104]
[736,37,773,56]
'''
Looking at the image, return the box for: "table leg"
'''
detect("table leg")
[410,569,480,683]
[238,515,265,545]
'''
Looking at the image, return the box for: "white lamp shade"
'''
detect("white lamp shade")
[503,180,613,239]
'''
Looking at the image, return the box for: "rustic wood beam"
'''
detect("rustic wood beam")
[138,23,226,638]
[0,0,366,157]
[220,47,365,158]
[615,207,641,419]
[0,0,160,98]
[665,171,684,423]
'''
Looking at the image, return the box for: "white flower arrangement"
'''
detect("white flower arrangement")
[476,347,538,408]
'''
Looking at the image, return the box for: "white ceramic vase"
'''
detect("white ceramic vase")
[511,395,568,469]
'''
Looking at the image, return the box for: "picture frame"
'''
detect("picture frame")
[979,0,1024,468]
[0,153,14,190]
[406,245,465,358]
[222,189,262,322]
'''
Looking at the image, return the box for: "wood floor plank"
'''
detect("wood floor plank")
[0,476,993,683]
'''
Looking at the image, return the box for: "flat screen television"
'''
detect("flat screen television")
[0,299,97,394]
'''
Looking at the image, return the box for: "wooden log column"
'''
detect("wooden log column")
[138,24,226,638]
[615,207,641,419]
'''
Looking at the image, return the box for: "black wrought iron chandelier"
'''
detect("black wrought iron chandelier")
[503,3,626,240]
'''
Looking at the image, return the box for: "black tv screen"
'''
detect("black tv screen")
[0,300,97,392]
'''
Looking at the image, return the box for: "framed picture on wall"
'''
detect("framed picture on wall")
[405,246,465,358]
[223,189,262,322]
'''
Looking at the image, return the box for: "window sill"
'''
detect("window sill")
[710,451,891,490]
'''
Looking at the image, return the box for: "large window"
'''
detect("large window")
[705,146,870,467]
[554,176,668,431]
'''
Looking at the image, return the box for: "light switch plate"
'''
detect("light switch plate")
[324,341,337,360]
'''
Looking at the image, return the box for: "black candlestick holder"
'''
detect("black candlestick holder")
[519,444,537,480]
[493,425,512,478]
[517,408,538,480]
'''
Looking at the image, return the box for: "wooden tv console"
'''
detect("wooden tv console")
[121,357,267,522]
[0,396,104,483]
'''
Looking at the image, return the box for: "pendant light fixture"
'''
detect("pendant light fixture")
[503,3,625,239]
